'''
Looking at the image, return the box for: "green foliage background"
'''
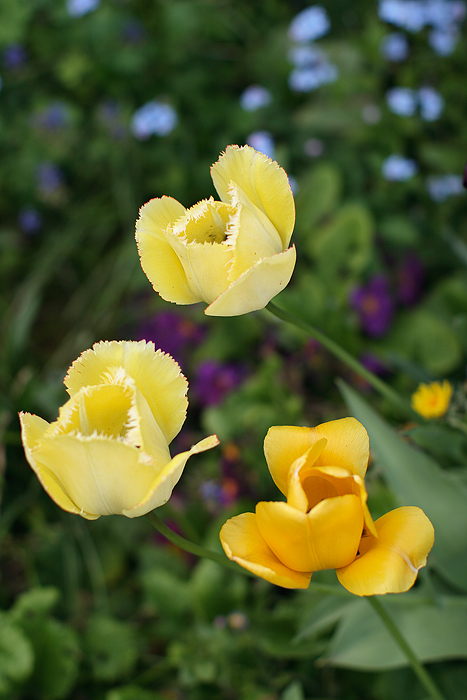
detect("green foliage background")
[1,0,467,698]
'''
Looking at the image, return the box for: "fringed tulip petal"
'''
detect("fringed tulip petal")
[65,340,188,444]
[205,246,296,317]
[256,495,363,572]
[336,506,435,596]
[210,145,295,248]
[124,434,220,517]
[135,197,199,304]
[220,512,312,589]
[167,235,232,304]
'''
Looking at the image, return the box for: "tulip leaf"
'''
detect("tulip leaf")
[322,594,467,669]
[295,162,341,232]
[0,615,34,695]
[338,380,467,591]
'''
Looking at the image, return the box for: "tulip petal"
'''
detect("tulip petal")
[264,418,369,497]
[32,433,161,517]
[220,512,312,589]
[336,506,435,596]
[19,412,94,518]
[124,434,220,517]
[65,340,188,444]
[286,440,328,512]
[136,196,199,304]
[167,234,232,304]
[211,145,295,248]
[256,496,364,572]
[205,246,296,317]
[226,183,283,281]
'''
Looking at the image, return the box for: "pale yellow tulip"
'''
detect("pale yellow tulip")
[220,418,434,593]
[135,145,296,316]
[20,340,219,519]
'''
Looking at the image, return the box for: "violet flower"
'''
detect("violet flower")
[351,275,395,337]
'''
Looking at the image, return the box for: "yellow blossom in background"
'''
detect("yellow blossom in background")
[135,145,296,316]
[220,418,434,594]
[19,341,219,519]
[411,380,453,419]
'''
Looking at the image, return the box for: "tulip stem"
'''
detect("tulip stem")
[368,596,445,700]
[146,512,252,576]
[265,302,411,416]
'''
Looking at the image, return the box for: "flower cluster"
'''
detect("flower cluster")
[220,418,434,593]
[287,6,338,93]
[386,86,444,120]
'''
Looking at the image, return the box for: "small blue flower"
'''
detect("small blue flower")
[418,86,444,121]
[36,162,65,193]
[426,174,464,201]
[131,101,178,139]
[18,207,42,235]
[382,154,418,181]
[246,131,275,159]
[288,5,331,43]
[429,27,459,55]
[2,43,28,70]
[288,53,338,92]
[386,87,417,116]
[380,32,410,61]
[239,85,272,112]
[287,44,322,68]
[67,0,100,17]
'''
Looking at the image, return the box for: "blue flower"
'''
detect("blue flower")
[18,207,42,235]
[426,174,464,201]
[382,154,418,181]
[380,32,410,61]
[131,101,178,139]
[288,47,338,92]
[288,5,331,43]
[418,86,444,121]
[67,0,100,18]
[246,131,275,159]
[2,43,28,70]
[429,27,459,54]
[239,85,272,112]
[386,87,417,116]
[36,162,65,194]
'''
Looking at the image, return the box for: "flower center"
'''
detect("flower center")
[175,199,232,244]
[302,474,339,511]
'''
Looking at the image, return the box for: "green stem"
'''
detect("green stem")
[368,597,446,700]
[266,301,410,416]
[146,512,250,576]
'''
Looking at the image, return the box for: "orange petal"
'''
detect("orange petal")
[336,506,435,596]
[135,196,199,304]
[256,495,364,572]
[220,512,311,589]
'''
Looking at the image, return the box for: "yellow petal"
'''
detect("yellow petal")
[19,412,95,519]
[123,434,220,517]
[65,340,188,444]
[256,495,364,572]
[210,145,295,248]
[264,418,369,497]
[167,227,232,304]
[336,506,435,596]
[286,439,328,511]
[136,196,199,304]
[205,245,296,317]
[226,183,283,281]
[220,512,311,589]
[32,433,160,517]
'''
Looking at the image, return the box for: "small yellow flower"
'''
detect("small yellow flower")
[220,418,434,594]
[19,341,219,519]
[135,145,296,316]
[411,380,453,419]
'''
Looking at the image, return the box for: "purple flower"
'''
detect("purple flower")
[351,275,395,337]
[98,100,127,139]
[18,206,42,235]
[32,101,70,130]
[193,360,246,407]
[2,43,28,70]
[397,253,424,305]
[137,311,204,363]
[121,19,146,43]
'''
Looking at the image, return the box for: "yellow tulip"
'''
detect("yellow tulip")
[135,145,296,316]
[220,418,434,594]
[19,341,219,519]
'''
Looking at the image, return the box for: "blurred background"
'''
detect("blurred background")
[1,1,467,698]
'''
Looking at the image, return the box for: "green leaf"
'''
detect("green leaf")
[10,587,60,624]
[338,380,467,591]
[0,614,34,695]
[323,595,467,669]
[295,162,341,232]
[280,680,305,700]
[84,615,138,682]
[106,686,164,700]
